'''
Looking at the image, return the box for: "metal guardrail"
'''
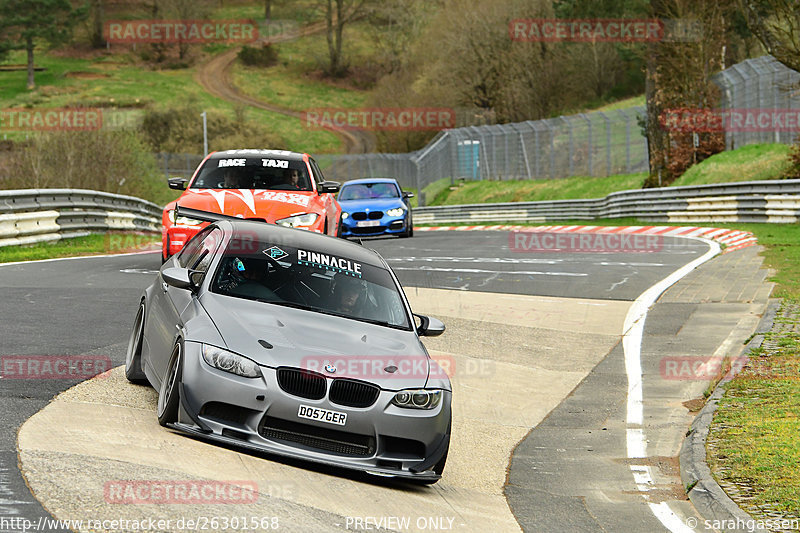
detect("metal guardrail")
[0,189,163,247]
[0,180,796,248]
[412,180,800,225]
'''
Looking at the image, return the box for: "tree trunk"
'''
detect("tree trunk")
[265,0,271,21]
[26,37,35,90]
[325,0,337,75]
[334,0,344,75]
[645,39,667,184]
[91,0,105,48]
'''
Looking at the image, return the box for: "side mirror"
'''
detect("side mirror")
[402,191,414,199]
[168,177,188,190]
[162,267,194,290]
[319,181,340,194]
[415,314,445,337]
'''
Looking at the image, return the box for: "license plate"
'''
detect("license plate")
[357,220,381,227]
[298,405,347,426]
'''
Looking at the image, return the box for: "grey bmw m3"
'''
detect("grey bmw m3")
[125,218,451,483]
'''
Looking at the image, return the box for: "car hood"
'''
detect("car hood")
[199,292,431,390]
[177,188,320,221]
[338,198,405,213]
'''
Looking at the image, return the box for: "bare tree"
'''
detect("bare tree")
[315,0,371,77]
[739,0,800,71]
[364,0,428,75]
[645,0,732,185]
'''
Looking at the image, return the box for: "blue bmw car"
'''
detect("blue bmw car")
[338,178,414,238]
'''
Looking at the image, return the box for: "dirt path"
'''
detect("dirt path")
[195,21,375,154]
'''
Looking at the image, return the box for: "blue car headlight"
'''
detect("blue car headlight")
[391,389,442,410]
[202,344,262,378]
[386,207,405,217]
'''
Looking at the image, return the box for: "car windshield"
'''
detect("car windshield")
[210,237,411,329]
[191,156,313,192]
[339,183,399,200]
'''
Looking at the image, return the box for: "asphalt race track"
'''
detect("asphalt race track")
[0,230,772,532]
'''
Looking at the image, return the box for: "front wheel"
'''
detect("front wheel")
[125,303,148,384]
[157,343,182,426]
[401,216,414,238]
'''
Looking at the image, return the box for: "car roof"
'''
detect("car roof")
[208,149,308,162]
[342,178,400,186]
[215,219,387,268]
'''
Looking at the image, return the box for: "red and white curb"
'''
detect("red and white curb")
[414,225,757,253]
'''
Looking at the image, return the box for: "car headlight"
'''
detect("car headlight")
[341,212,349,220]
[386,207,405,217]
[391,389,442,410]
[167,209,204,226]
[275,213,319,228]
[201,344,262,378]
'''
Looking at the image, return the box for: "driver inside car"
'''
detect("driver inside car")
[330,272,378,318]
[219,257,275,300]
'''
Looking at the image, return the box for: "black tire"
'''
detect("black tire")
[157,343,182,427]
[125,303,148,384]
[337,217,345,239]
[401,215,414,238]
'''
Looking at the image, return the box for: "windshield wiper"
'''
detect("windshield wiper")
[257,299,322,313]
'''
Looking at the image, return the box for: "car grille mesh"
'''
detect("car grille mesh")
[276,367,326,400]
[351,211,384,221]
[259,416,375,456]
[329,379,380,408]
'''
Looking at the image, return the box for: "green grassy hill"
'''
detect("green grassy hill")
[423,143,792,206]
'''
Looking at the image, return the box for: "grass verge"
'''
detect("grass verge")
[0,232,160,264]
[671,143,791,187]
[426,173,648,206]
[707,299,800,519]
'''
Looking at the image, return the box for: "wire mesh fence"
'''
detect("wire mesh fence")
[154,56,800,206]
[315,107,651,203]
[713,55,800,149]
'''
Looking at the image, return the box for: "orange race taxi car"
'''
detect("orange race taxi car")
[162,149,342,261]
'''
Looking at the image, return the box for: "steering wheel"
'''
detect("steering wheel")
[262,254,309,304]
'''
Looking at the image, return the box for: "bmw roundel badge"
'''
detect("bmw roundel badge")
[324,364,337,374]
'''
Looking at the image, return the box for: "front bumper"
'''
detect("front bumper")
[174,342,451,481]
[340,215,407,237]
